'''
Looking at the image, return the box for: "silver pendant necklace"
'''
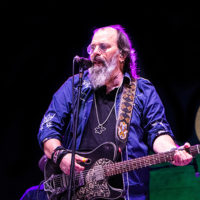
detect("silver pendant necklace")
[94,93,115,134]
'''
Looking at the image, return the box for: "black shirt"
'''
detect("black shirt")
[79,86,117,151]
[79,86,124,199]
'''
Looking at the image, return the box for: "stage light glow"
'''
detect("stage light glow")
[195,106,200,142]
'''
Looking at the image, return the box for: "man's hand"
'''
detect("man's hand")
[172,143,193,166]
[59,153,88,175]
[153,135,193,166]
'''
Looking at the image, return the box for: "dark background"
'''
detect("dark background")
[2,3,200,199]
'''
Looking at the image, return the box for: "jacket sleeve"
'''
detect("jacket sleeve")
[140,79,175,150]
[37,77,73,149]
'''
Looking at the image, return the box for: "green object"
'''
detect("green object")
[150,155,200,200]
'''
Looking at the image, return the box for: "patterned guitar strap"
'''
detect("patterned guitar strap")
[116,78,137,151]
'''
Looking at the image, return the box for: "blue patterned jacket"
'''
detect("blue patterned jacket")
[38,71,174,200]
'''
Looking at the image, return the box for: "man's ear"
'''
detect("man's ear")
[119,51,127,63]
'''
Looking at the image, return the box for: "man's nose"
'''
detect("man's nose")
[92,46,101,56]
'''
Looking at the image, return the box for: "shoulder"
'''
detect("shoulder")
[136,77,156,93]
[135,77,161,106]
[135,77,163,109]
[137,77,153,85]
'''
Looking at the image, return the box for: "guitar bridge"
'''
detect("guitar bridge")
[44,174,68,195]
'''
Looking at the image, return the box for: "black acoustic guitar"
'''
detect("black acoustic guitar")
[43,142,200,200]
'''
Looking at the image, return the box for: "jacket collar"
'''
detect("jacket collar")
[123,72,132,85]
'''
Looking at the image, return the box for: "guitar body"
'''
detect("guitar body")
[44,142,124,200]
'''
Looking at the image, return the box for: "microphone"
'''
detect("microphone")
[74,56,93,69]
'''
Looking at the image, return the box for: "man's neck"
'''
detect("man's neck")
[105,70,123,94]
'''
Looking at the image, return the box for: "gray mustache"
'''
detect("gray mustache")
[93,56,106,64]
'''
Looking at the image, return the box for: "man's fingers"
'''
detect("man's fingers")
[173,149,193,166]
[74,154,88,171]
[183,142,190,148]
[60,153,86,175]
[75,154,88,163]
[75,162,85,171]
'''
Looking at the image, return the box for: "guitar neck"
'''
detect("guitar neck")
[104,144,200,177]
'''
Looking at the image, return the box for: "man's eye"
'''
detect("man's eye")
[90,45,95,51]
[100,44,109,51]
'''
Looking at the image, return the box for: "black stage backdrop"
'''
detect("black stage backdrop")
[2,3,200,200]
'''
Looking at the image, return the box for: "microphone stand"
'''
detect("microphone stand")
[67,58,84,200]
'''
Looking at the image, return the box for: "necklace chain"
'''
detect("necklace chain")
[94,86,121,134]
[94,93,115,126]
[94,93,115,134]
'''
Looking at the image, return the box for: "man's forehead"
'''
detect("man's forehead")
[92,27,118,44]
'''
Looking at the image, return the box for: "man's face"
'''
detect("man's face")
[89,27,120,68]
[88,27,123,89]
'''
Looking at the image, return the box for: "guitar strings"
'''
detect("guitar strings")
[56,146,199,181]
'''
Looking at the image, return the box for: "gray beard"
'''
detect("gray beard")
[89,53,118,89]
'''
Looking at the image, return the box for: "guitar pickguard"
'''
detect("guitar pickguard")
[74,158,113,200]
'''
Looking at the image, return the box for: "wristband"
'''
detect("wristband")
[51,146,68,166]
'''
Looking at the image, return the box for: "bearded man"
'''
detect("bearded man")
[35,25,192,200]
